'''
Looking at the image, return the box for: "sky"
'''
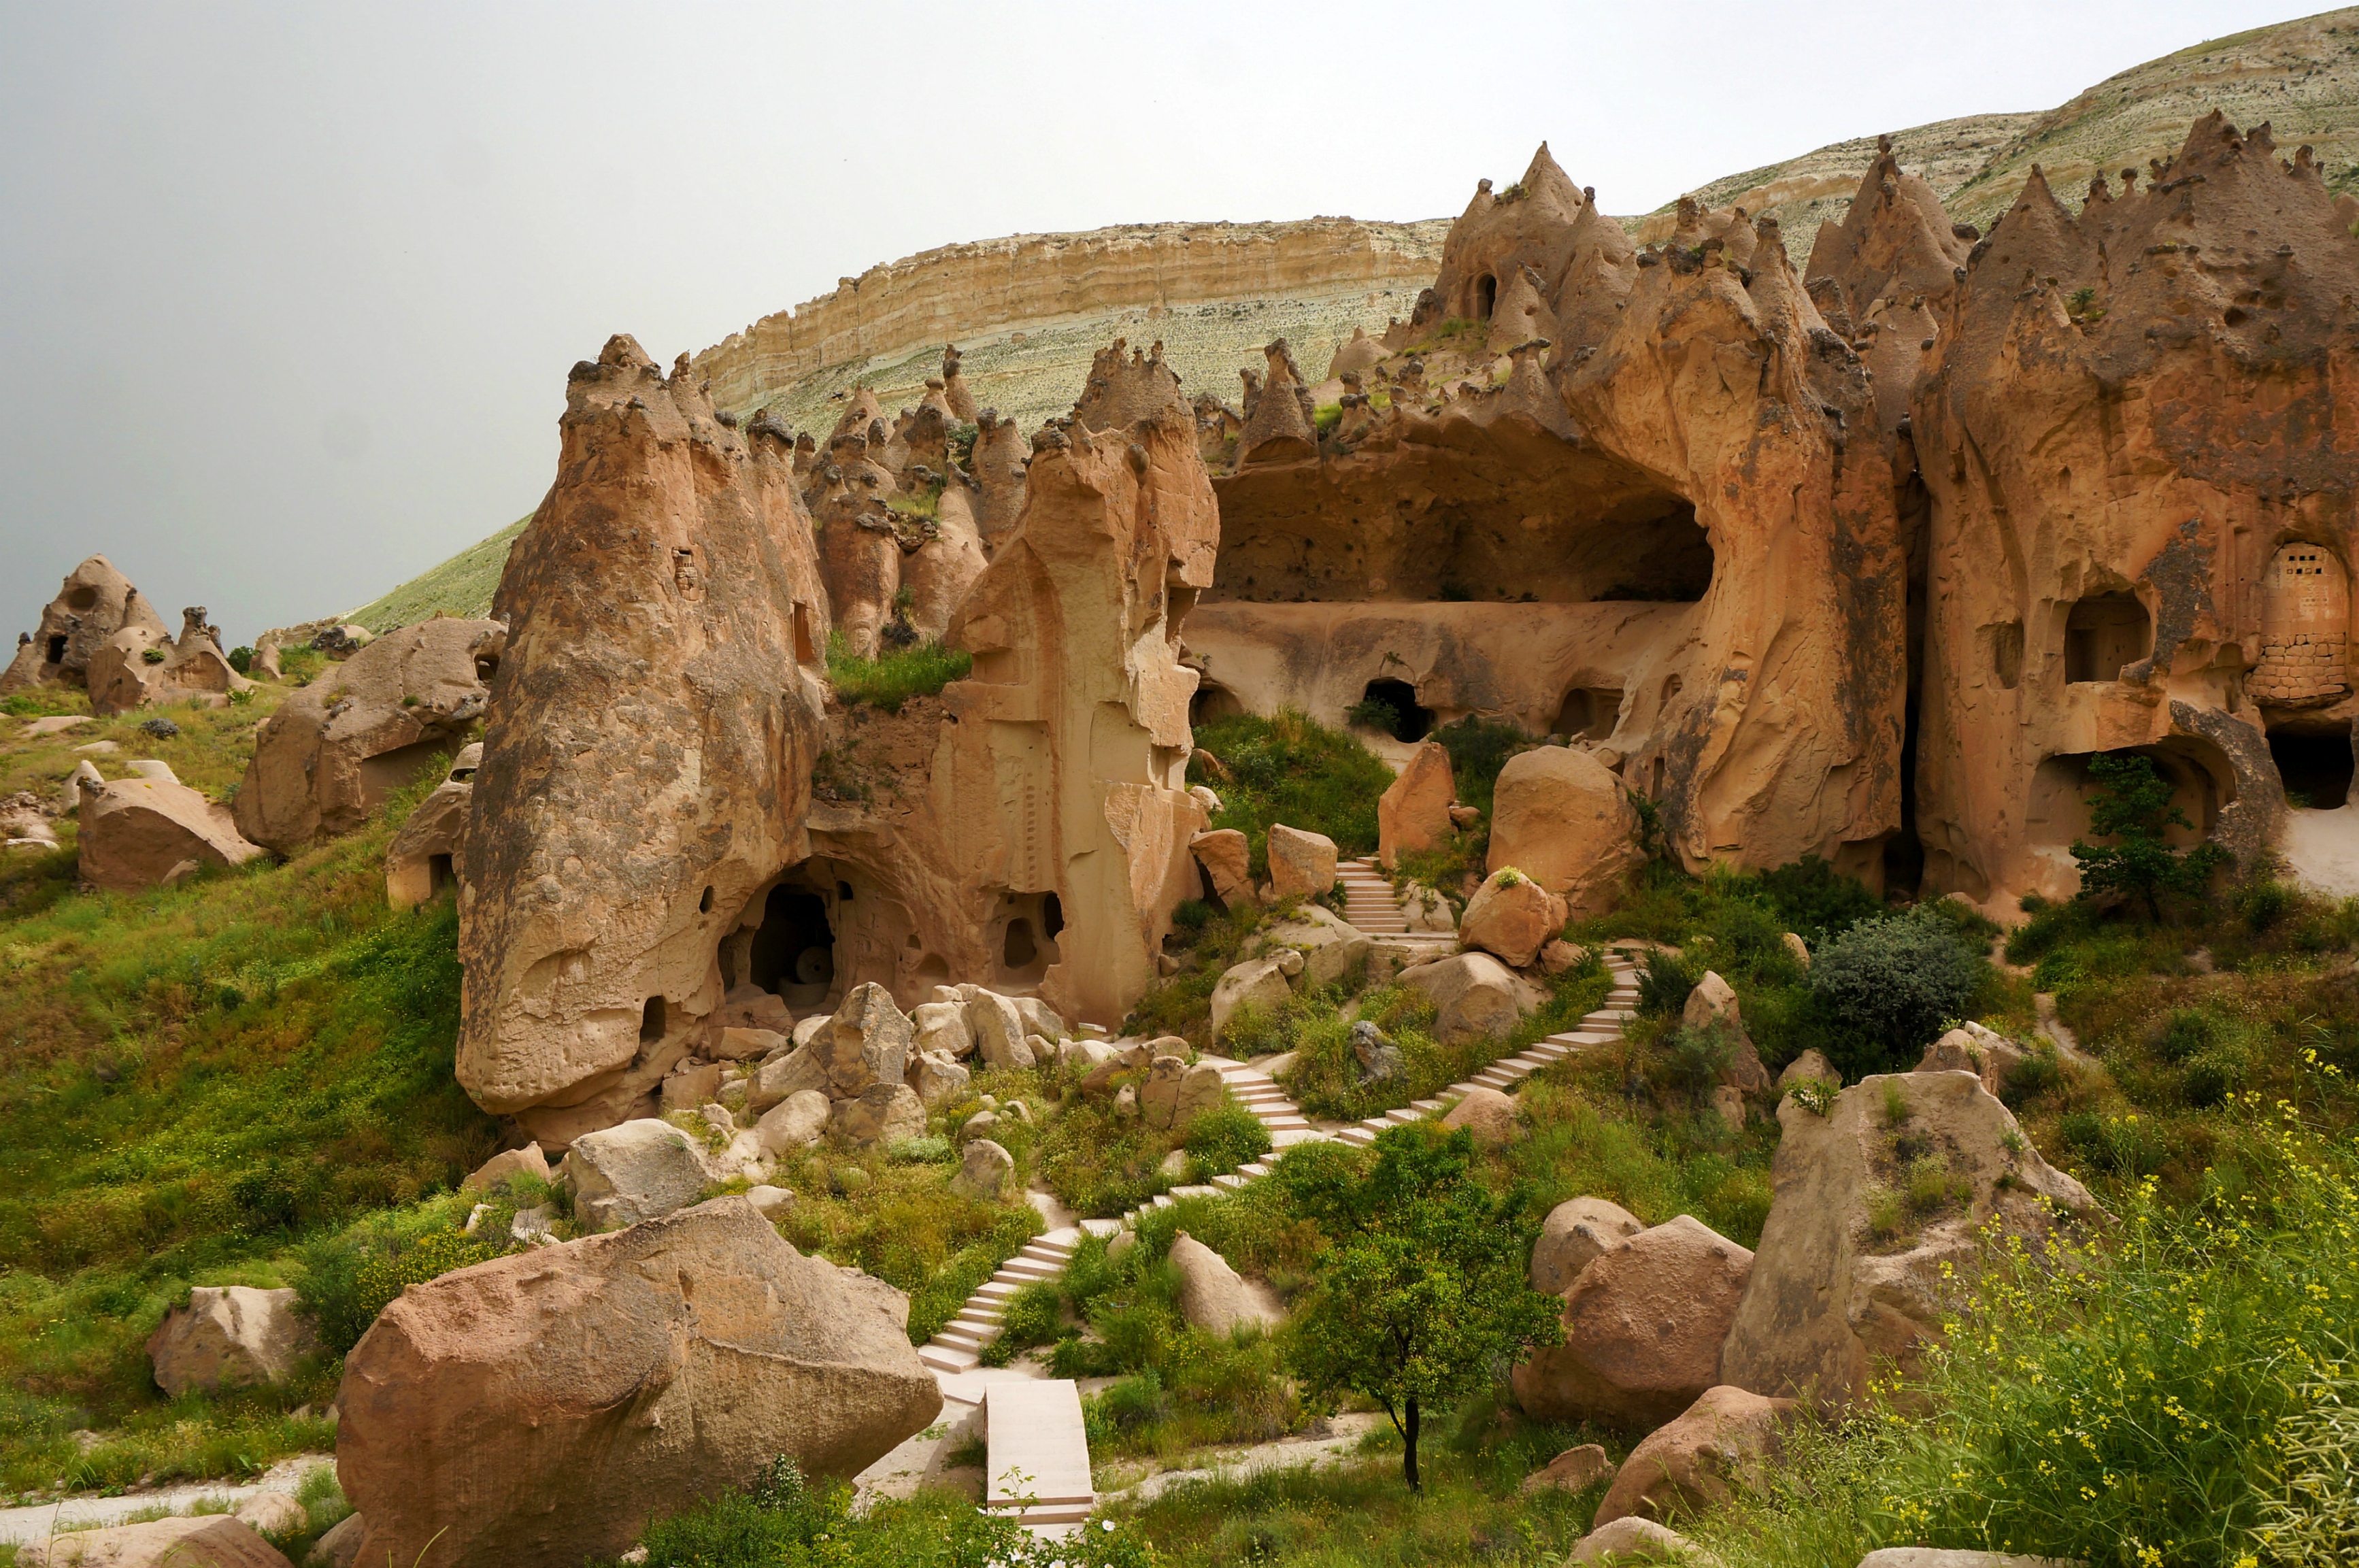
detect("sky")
[0,0,2307,643]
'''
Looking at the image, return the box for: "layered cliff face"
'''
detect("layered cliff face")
[457,335,832,1142]
[1912,114,2359,909]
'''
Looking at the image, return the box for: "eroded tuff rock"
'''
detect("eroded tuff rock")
[87,606,254,716]
[456,336,831,1143]
[77,763,263,891]
[384,742,479,910]
[1912,115,2357,911]
[338,1197,939,1568]
[236,618,501,856]
[1,555,167,695]
[1719,1071,2096,1406]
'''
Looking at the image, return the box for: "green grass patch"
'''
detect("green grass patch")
[1190,710,1393,875]
[824,632,972,714]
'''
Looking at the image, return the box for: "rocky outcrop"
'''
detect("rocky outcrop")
[237,618,501,856]
[1233,340,1319,469]
[1458,869,1568,969]
[1487,748,1644,917]
[1720,1071,2097,1407]
[1592,1384,1792,1529]
[1804,136,1973,434]
[1170,1231,1282,1334]
[338,1197,939,1568]
[1396,951,1533,1044]
[16,1515,293,1567]
[1377,741,1456,869]
[1,556,167,695]
[86,606,254,716]
[1266,822,1337,899]
[146,1286,314,1397]
[455,336,832,1143]
[384,743,479,910]
[1529,1196,1644,1296]
[76,763,263,892]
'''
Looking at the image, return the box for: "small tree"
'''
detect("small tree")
[2071,752,2228,921]
[1280,1127,1562,1490]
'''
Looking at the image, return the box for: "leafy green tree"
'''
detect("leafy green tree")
[1279,1127,1562,1490]
[2071,753,2228,921]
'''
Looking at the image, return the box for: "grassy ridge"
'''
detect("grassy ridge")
[339,515,529,633]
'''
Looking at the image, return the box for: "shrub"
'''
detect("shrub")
[1809,909,1981,1073]
[2071,752,2229,920]
[309,1226,496,1354]
[980,1278,1065,1367]
[1752,855,1884,946]
[823,632,972,712]
[227,646,255,673]
[141,646,168,664]
[1343,695,1401,734]
[1659,1021,1737,1096]
[1431,716,1530,817]
[1184,1097,1273,1179]
[1190,710,1394,871]
[1637,949,1699,1018]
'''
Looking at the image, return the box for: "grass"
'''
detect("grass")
[341,514,530,632]
[1189,710,1394,876]
[824,631,972,713]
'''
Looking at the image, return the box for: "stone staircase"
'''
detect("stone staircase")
[983,1378,1096,1533]
[917,1229,1082,1375]
[1336,858,1409,933]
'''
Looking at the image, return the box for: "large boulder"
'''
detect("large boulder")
[911,1001,975,1059]
[1720,1071,2098,1407]
[338,1197,940,1568]
[462,1143,552,1195]
[16,1515,291,1567]
[1266,823,1338,899]
[1169,1231,1281,1334]
[383,743,480,910]
[1190,828,1254,906]
[1511,1215,1754,1431]
[1682,972,1768,1092]
[1520,1441,1614,1497]
[235,618,503,856]
[1565,1516,1709,1565]
[964,989,1036,1072]
[1396,951,1534,1044]
[1459,869,1569,968]
[754,1089,831,1155]
[1440,1086,1521,1145]
[832,1082,926,1147]
[1530,1197,1645,1296]
[146,1286,314,1397]
[907,1050,971,1108]
[76,764,263,892]
[948,1137,1014,1201]
[567,1119,714,1231]
[1210,955,1294,1041]
[1262,904,1373,990]
[815,983,911,1097]
[1377,741,1457,870]
[1141,1056,1226,1131]
[747,1044,829,1114]
[1592,1384,1792,1528]
[1915,1021,2027,1100]
[1486,747,1644,918]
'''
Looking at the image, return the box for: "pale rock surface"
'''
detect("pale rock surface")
[1530,1197,1645,1296]
[1440,1086,1521,1145]
[1592,1384,1793,1527]
[76,766,263,892]
[754,1090,831,1155]
[1396,952,1535,1044]
[911,1001,975,1059]
[1141,1056,1226,1131]
[86,606,255,716]
[338,1197,939,1568]
[1261,903,1371,989]
[1012,996,1067,1041]
[660,1062,723,1116]
[1190,829,1254,906]
[16,1515,292,1568]
[305,1514,363,1568]
[1459,870,1569,968]
[713,1027,785,1063]
[1777,1049,1840,1090]
[1400,882,1456,933]
[232,1492,307,1537]
[948,1138,1014,1200]
[1682,972,1769,1092]
[1169,1231,1282,1333]
[1720,1072,2097,1407]
[1210,956,1293,1043]
[1487,748,1643,917]
[567,1119,714,1231]
[1511,1215,1754,1431]
[1565,1516,1709,1565]
[1266,823,1338,899]
[383,743,480,910]
[1520,1442,1614,1496]
[1781,932,1811,969]
[818,984,911,1097]
[965,990,1035,1071]
[462,1143,552,1195]
[833,1082,926,1147]
[748,1046,828,1114]
[1916,1021,2026,1099]
[908,1050,971,1108]
[147,1286,314,1397]
[1377,741,1457,869]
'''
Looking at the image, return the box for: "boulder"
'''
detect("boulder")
[1460,869,1569,968]
[712,1027,785,1063]
[305,1514,363,1568]
[1266,824,1338,899]
[911,1001,975,1059]
[1681,973,1769,1092]
[76,765,263,893]
[965,990,1036,1071]
[462,1143,552,1195]
[1565,1516,1710,1565]
[1396,952,1533,1044]
[1487,747,1644,918]
[747,1045,829,1114]
[744,1184,795,1218]
[147,1286,314,1397]
[1592,1384,1793,1527]
[1530,1197,1645,1295]
[908,1050,971,1108]
[0,554,168,697]
[1520,1442,1614,1496]
[1350,1019,1405,1083]
[1916,1021,2026,1100]
[16,1515,292,1567]
[1190,828,1254,906]
[948,1138,1014,1200]
[754,1089,831,1155]
[1261,904,1372,990]
[234,618,503,855]
[1210,956,1293,1042]
[1377,741,1457,869]
[1720,1072,2098,1407]
[1777,1049,1841,1091]
[382,743,479,911]
[1511,1214,1754,1431]
[1013,997,1067,1041]
[833,1082,926,1147]
[1141,1056,1226,1131]
[338,1197,940,1568]
[567,1119,713,1231]
[1440,1086,1521,1145]
[233,1491,308,1537]
[1401,882,1457,933]
[816,983,911,1097]
[660,1061,724,1116]
[1169,1231,1281,1334]
[1781,932,1811,969]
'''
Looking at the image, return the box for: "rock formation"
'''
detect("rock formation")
[337,1197,939,1568]
[1,556,167,695]
[146,1286,314,1397]
[384,743,479,910]
[86,606,254,716]
[236,618,502,856]
[455,337,833,1144]
[76,763,263,891]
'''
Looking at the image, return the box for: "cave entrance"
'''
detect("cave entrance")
[2064,594,2150,684]
[1474,273,1497,321]
[1552,687,1622,741]
[2270,728,2354,810]
[995,889,1064,986]
[1191,680,1244,729]
[45,635,66,665]
[1359,678,1433,742]
[748,885,836,1008]
[2029,742,2232,856]
[1589,503,1713,602]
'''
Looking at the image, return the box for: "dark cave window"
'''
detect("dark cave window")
[46,635,67,665]
[639,995,666,1044]
[2271,729,2354,810]
[749,886,835,1001]
[1474,273,1496,321]
[1003,918,1038,970]
[1360,678,1433,742]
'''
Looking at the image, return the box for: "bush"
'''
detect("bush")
[227,646,255,673]
[1809,908,1981,1073]
[1184,1097,1273,1179]
[1190,710,1395,871]
[301,1218,495,1354]
[824,632,972,712]
[1637,949,1699,1018]
[1430,716,1532,816]
[141,646,167,664]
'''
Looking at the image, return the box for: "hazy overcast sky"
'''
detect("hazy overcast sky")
[0,1,2298,641]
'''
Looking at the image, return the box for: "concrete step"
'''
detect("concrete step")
[936,1326,990,1351]
[1239,1162,1271,1178]
[1211,1173,1251,1191]
[921,1344,980,1373]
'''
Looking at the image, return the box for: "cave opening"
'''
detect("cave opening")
[2064,594,2151,684]
[639,995,666,1045]
[1360,678,1433,741]
[1474,273,1497,321]
[428,853,454,898]
[2270,729,2354,810]
[1591,503,1713,602]
[46,635,66,665]
[748,885,836,1007]
[66,586,97,611]
[1552,687,1623,741]
[1003,918,1037,970]
[1191,680,1245,728]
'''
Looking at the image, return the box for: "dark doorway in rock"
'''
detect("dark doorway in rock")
[428,854,455,898]
[1041,892,1065,943]
[1552,688,1622,741]
[1360,678,1433,742]
[639,995,666,1045]
[1474,273,1497,321]
[1003,918,1038,970]
[2271,729,2354,810]
[1191,680,1245,728]
[748,886,836,1007]
[46,635,67,665]
[2064,594,2150,684]
[1590,503,1714,602]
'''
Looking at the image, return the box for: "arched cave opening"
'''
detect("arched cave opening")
[2028,742,2233,855]
[2063,594,2150,684]
[1591,503,1714,603]
[428,853,455,899]
[2269,728,2354,810]
[996,890,1065,984]
[639,995,666,1045]
[45,635,67,665]
[1552,687,1623,741]
[748,885,836,1007]
[1474,273,1497,321]
[1191,680,1245,728]
[1359,678,1434,742]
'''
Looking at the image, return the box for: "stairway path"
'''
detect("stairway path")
[983,1378,1097,1535]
